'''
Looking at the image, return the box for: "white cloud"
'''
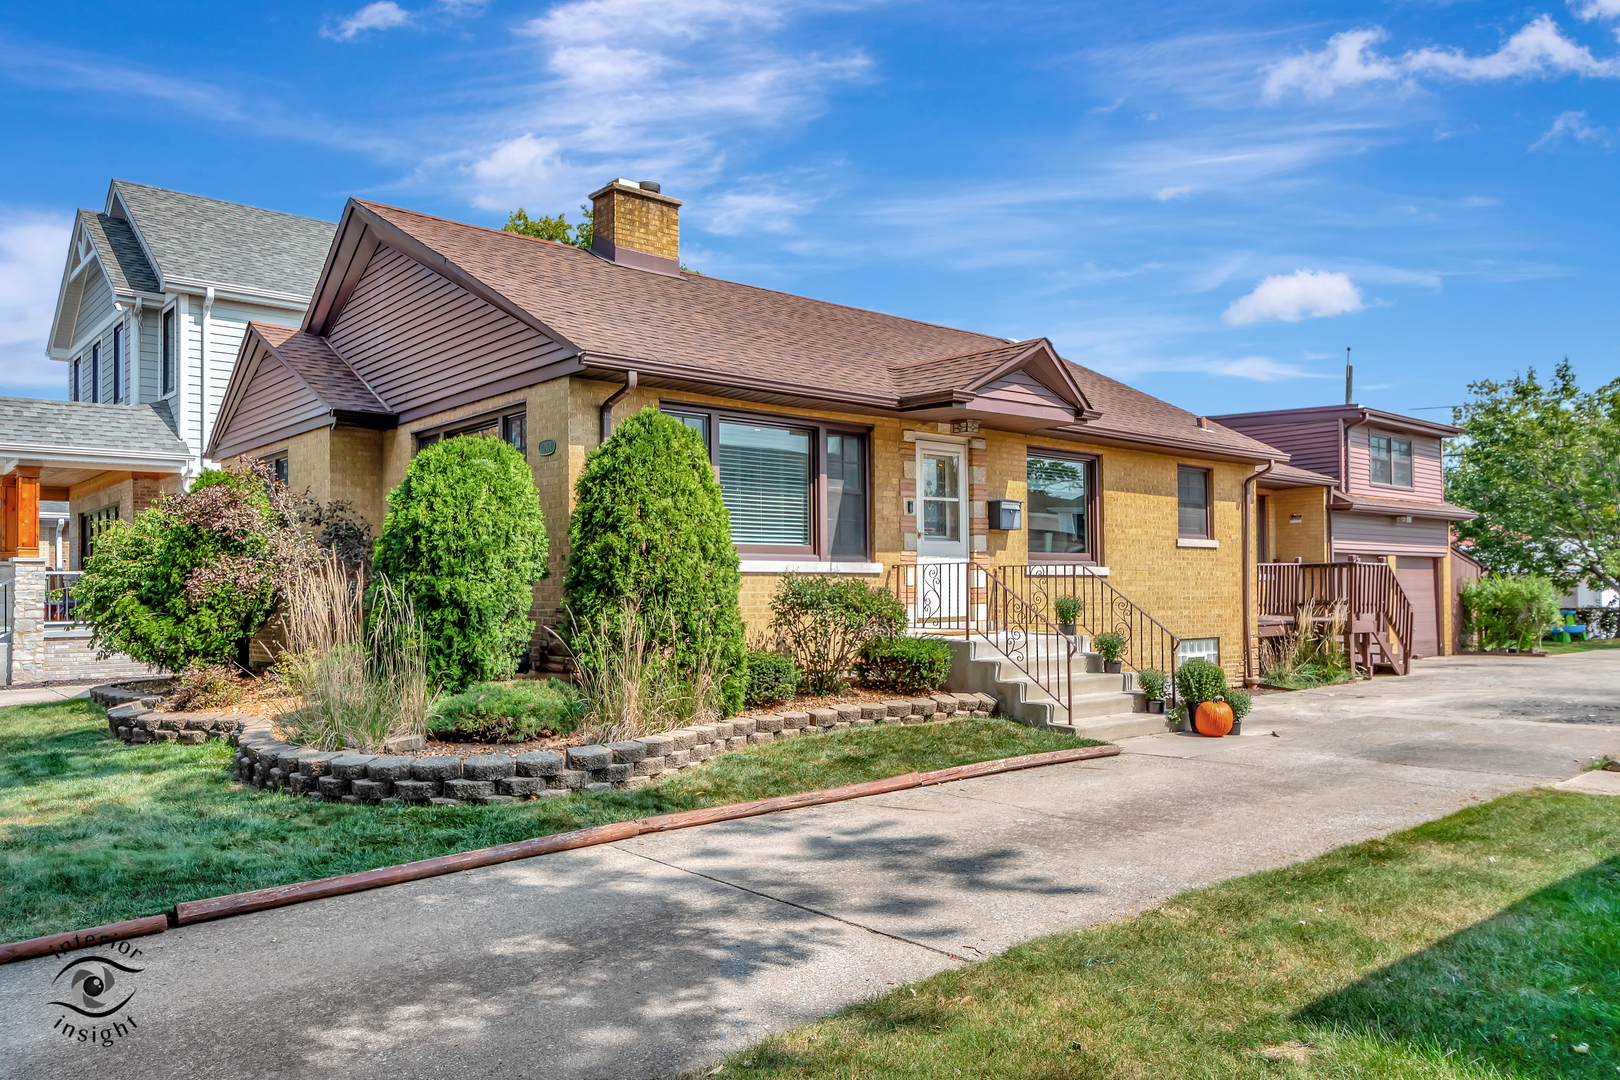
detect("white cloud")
[1213,356,1331,381]
[1264,16,1620,102]
[1222,269,1364,325]
[1154,184,1194,201]
[1571,0,1620,21]
[704,190,810,234]
[1531,109,1615,148]
[0,211,73,394]
[325,2,413,42]
[448,0,872,211]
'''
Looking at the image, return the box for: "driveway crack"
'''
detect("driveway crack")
[612,846,970,962]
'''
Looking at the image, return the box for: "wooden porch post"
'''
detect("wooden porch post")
[0,472,14,559]
[0,468,38,558]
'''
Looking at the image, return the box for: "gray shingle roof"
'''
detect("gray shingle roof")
[0,397,191,459]
[112,180,337,298]
[79,210,160,295]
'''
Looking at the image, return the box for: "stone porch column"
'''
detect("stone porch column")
[7,557,47,684]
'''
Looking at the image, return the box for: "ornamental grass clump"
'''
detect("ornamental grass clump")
[1260,600,1353,688]
[563,408,746,712]
[372,435,548,693]
[278,550,435,753]
[769,574,907,694]
[566,599,727,743]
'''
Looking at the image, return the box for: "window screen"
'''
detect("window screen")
[1177,467,1209,538]
[1028,454,1090,555]
[826,433,867,559]
[719,421,812,546]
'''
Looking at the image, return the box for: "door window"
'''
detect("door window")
[921,451,962,543]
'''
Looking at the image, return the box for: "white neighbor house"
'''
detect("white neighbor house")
[47,179,336,474]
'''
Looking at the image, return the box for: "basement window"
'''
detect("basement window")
[1177,637,1220,668]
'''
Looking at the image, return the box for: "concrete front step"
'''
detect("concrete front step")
[939,636,1144,731]
[1050,712,1179,742]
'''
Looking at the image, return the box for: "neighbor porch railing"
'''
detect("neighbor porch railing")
[46,570,84,627]
[1257,561,1413,675]
[1,578,12,636]
[885,561,1180,721]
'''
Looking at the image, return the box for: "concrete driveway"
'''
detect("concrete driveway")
[3,652,1617,1079]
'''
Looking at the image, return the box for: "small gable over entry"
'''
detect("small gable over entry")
[888,338,1097,431]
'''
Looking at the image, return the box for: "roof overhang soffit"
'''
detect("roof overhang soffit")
[305,200,583,361]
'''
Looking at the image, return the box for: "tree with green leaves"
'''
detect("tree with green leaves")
[373,436,548,692]
[1446,360,1620,593]
[503,206,593,249]
[563,407,746,713]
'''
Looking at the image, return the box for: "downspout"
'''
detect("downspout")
[1242,459,1277,687]
[599,370,638,444]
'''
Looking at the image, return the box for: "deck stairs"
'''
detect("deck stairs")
[935,632,1174,743]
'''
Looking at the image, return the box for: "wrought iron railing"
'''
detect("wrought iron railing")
[46,570,84,626]
[1257,561,1413,674]
[885,561,1181,720]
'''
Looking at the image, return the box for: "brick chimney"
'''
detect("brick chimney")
[589,179,682,276]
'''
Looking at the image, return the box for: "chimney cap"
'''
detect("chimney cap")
[589,178,682,206]
[637,180,661,193]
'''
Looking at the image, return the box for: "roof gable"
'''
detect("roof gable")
[48,210,161,356]
[108,179,338,299]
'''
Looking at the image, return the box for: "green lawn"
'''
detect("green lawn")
[702,790,1619,1080]
[1541,637,1620,656]
[0,698,1090,942]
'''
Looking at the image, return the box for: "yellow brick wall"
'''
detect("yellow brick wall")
[240,428,331,504]
[1263,486,1330,564]
[593,189,680,260]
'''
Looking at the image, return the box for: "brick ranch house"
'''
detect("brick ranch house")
[203,179,1404,729]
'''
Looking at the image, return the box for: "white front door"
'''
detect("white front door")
[915,442,970,622]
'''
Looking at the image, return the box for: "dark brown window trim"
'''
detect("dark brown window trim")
[412,402,528,454]
[1025,448,1102,566]
[660,398,873,562]
[1176,464,1213,540]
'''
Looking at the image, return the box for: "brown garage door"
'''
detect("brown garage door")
[1395,556,1438,658]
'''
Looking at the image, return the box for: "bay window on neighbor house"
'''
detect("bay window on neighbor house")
[1027,451,1097,562]
[1369,433,1412,488]
[662,403,870,562]
[414,405,527,457]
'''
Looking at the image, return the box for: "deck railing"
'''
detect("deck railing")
[886,561,1180,719]
[46,570,84,627]
[1257,561,1413,674]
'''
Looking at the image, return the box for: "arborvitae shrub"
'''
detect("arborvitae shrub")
[563,407,746,713]
[372,436,548,693]
[744,650,798,708]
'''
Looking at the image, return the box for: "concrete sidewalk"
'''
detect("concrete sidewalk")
[2,653,1618,1079]
[0,684,96,707]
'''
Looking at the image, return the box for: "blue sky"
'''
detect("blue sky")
[3,1,1618,416]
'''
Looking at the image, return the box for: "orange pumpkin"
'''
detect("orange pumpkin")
[1195,699,1234,737]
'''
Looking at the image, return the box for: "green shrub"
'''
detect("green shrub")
[745,650,798,708]
[1176,658,1227,705]
[1459,575,1562,652]
[770,574,907,694]
[429,679,586,743]
[373,436,548,693]
[563,408,745,713]
[73,465,283,670]
[1093,632,1126,662]
[1054,596,1081,624]
[857,636,951,694]
[1137,669,1168,701]
[1225,687,1252,721]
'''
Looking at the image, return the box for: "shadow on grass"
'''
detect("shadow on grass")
[1297,856,1620,1078]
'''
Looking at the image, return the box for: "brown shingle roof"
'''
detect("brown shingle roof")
[255,323,391,416]
[344,201,1286,461]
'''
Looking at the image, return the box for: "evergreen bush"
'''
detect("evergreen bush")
[857,636,951,694]
[562,408,746,712]
[1459,575,1562,652]
[770,574,907,694]
[373,436,548,693]
[429,679,586,742]
[745,650,798,708]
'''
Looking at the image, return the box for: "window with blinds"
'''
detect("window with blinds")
[719,422,812,546]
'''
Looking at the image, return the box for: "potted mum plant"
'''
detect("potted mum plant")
[1054,596,1081,636]
[1175,659,1226,733]
[1094,632,1126,674]
[1138,668,1168,714]
[1226,687,1252,735]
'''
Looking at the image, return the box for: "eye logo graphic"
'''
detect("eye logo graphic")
[50,956,141,1018]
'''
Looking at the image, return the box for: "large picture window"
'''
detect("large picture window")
[1177,466,1210,539]
[662,403,870,561]
[1027,452,1096,561]
[1369,433,1412,488]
